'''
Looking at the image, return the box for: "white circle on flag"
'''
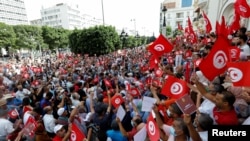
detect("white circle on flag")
[239,5,247,12]
[170,82,183,95]
[228,67,243,82]
[71,131,76,141]
[154,44,165,51]
[230,49,237,58]
[115,98,120,104]
[156,70,161,76]
[213,50,227,69]
[131,90,137,95]
[148,121,155,135]
[11,111,17,116]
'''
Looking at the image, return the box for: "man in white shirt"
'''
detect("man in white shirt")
[43,106,56,138]
[15,85,31,102]
[238,34,250,60]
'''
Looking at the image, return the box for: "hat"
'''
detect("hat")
[0,98,7,106]
[54,124,63,134]
[57,108,65,116]
[2,94,14,100]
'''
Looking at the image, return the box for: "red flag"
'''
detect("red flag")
[104,79,112,88]
[177,23,183,30]
[228,9,241,34]
[202,11,212,33]
[229,46,240,62]
[234,0,250,18]
[146,113,160,141]
[149,55,160,69]
[129,88,140,97]
[8,108,19,119]
[199,37,230,81]
[70,123,86,141]
[147,34,173,57]
[216,16,229,38]
[154,69,163,77]
[23,116,38,137]
[111,94,124,108]
[187,17,198,43]
[227,62,250,86]
[161,75,189,99]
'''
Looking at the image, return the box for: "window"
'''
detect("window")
[176,13,184,18]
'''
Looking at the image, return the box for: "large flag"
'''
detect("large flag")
[161,75,189,99]
[199,37,230,81]
[234,0,250,18]
[23,116,38,138]
[202,11,212,33]
[70,123,86,141]
[146,113,160,141]
[147,34,173,57]
[227,62,250,87]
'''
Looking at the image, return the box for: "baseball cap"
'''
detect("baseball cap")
[54,124,63,134]
[57,108,65,116]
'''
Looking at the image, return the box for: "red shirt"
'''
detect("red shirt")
[53,135,62,141]
[213,107,238,125]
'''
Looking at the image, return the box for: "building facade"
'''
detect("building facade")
[0,0,28,25]
[160,0,195,35]
[82,14,102,29]
[181,0,193,7]
[40,3,82,30]
[194,0,250,33]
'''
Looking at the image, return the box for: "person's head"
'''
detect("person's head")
[167,103,183,119]
[238,27,247,36]
[238,34,248,45]
[22,97,31,106]
[194,112,213,131]
[44,106,53,114]
[54,124,66,138]
[172,118,189,137]
[111,119,119,131]
[208,83,225,95]
[57,107,68,117]
[17,85,23,91]
[32,106,43,119]
[215,91,236,110]
[45,92,53,100]
[131,115,143,128]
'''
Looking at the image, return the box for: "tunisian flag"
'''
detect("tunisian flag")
[147,34,173,57]
[187,17,198,43]
[227,62,250,87]
[161,75,189,99]
[70,123,86,141]
[229,46,240,62]
[199,37,230,81]
[202,11,212,33]
[234,0,250,18]
[146,113,160,141]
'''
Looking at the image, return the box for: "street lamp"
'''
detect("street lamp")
[135,32,140,47]
[120,29,128,49]
[162,5,167,37]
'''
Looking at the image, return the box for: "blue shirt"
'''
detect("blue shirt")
[106,130,128,141]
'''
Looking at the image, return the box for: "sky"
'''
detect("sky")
[24,0,163,36]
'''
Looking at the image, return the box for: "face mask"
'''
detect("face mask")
[170,126,176,136]
[131,121,135,127]
[166,109,171,117]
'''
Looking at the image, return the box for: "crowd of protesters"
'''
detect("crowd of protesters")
[0,26,250,141]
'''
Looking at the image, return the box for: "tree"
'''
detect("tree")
[69,25,120,56]
[0,22,16,54]
[42,26,70,51]
[13,25,44,51]
[166,26,172,36]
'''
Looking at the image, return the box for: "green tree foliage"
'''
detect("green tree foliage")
[13,25,44,50]
[42,26,70,50]
[166,26,172,36]
[0,22,16,48]
[69,25,120,56]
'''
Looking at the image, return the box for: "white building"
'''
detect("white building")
[40,3,82,30]
[82,14,102,29]
[0,0,28,25]
[160,0,195,33]
[195,0,250,32]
